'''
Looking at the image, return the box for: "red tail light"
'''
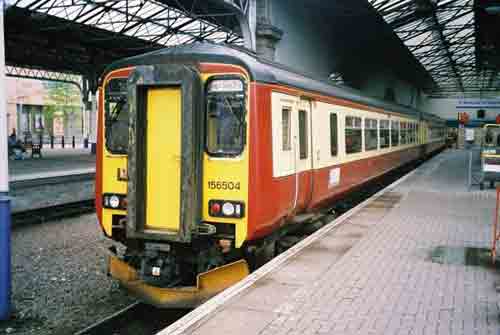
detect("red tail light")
[210,202,221,216]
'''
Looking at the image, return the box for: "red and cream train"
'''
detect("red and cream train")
[96,43,446,307]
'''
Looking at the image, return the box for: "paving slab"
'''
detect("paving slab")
[159,150,499,335]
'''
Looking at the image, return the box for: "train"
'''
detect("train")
[96,42,446,307]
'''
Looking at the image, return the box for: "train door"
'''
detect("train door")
[271,93,312,210]
[127,65,202,243]
[145,87,182,232]
[271,92,298,178]
[310,102,343,203]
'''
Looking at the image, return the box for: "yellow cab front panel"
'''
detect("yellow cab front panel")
[100,68,133,238]
[99,62,252,308]
[200,68,250,249]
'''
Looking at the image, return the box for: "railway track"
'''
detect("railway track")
[12,199,95,226]
[74,302,189,335]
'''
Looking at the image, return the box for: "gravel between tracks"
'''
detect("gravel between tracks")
[0,213,136,335]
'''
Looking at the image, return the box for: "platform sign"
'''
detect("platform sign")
[465,128,475,142]
[457,99,500,110]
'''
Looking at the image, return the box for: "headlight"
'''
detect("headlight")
[222,202,235,216]
[103,194,127,210]
[209,200,244,218]
[109,195,120,209]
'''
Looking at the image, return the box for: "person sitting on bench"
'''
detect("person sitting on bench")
[8,131,26,160]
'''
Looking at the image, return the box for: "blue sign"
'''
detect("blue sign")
[457,99,500,109]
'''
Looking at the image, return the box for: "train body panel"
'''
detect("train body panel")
[96,43,446,307]
[246,83,428,242]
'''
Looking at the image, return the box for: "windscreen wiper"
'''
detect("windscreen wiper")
[106,96,126,125]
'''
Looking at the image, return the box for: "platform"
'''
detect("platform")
[8,148,96,213]
[160,150,499,335]
[9,148,95,181]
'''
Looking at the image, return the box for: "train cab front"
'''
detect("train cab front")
[98,63,250,308]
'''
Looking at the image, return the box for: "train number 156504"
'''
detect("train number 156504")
[207,181,241,191]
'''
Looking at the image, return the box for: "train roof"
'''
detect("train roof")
[103,42,442,123]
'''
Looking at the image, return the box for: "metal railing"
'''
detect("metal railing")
[23,134,89,149]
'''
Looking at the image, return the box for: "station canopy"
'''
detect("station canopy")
[368,0,499,97]
[5,0,246,78]
[5,0,499,97]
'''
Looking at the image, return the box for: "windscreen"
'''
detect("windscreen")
[105,78,129,154]
[205,78,246,156]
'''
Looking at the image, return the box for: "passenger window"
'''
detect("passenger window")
[391,120,399,146]
[364,118,378,151]
[400,122,407,145]
[345,116,362,154]
[299,110,308,159]
[330,113,338,156]
[282,107,291,151]
[380,120,390,148]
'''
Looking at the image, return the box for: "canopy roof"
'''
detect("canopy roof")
[369,0,499,97]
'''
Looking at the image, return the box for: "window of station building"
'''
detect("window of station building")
[345,116,362,154]
[380,120,390,148]
[391,120,400,146]
[282,107,291,151]
[299,110,308,159]
[364,118,378,151]
[330,113,338,156]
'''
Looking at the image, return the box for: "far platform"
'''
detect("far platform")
[8,148,96,213]
[9,148,95,182]
[161,150,499,335]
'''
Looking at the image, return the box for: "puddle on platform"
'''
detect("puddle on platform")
[429,246,500,269]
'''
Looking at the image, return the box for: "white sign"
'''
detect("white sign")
[465,128,474,141]
[329,168,340,188]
